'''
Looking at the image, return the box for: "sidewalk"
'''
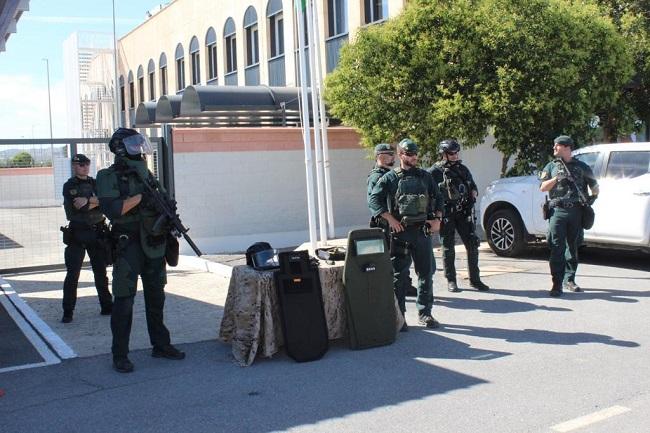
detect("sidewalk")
[0,241,495,371]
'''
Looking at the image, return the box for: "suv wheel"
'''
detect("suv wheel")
[486,209,526,257]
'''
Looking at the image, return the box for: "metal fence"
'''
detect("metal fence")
[0,137,164,272]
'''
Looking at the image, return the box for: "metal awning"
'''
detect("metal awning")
[133,85,314,128]
[0,0,30,53]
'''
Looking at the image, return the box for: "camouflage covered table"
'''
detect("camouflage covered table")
[219,262,403,366]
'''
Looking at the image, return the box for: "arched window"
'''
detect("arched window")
[127,71,135,109]
[118,75,125,112]
[175,43,185,91]
[147,59,156,101]
[223,17,237,84]
[159,53,168,96]
[364,0,388,24]
[137,65,145,103]
[244,7,259,67]
[327,0,348,37]
[267,0,284,58]
[205,27,218,83]
[189,36,200,85]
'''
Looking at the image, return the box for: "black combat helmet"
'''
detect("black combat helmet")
[108,128,153,159]
[109,128,139,156]
[439,139,461,154]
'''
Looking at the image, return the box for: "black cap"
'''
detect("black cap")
[71,154,90,164]
[554,135,574,147]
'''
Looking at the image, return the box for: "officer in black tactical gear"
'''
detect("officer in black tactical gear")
[539,135,598,297]
[369,138,443,330]
[97,128,185,373]
[429,140,489,292]
[60,154,112,323]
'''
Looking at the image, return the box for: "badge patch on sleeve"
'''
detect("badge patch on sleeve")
[70,189,77,195]
[539,171,549,180]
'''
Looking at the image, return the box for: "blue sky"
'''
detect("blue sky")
[0,0,158,139]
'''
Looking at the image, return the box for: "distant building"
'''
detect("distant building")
[63,32,115,139]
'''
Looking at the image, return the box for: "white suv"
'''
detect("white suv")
[479,142,650,256]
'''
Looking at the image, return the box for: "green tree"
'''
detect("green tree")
[325,0,633,175]
[595,0,650,140]
[11,151,34,168]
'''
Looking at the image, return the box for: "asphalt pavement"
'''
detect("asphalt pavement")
[0,245,649,433]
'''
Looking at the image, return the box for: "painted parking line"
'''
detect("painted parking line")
[551,405,631,432]
[0,279,76,362]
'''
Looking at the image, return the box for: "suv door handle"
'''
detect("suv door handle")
[633,191,650,196]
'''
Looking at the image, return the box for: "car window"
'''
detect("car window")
[605,151,650,179]
[573,152,599,172]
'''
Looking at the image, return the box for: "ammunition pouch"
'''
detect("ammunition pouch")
[165,234,180,267]
[390,236,410,257]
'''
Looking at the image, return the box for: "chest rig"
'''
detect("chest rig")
[392,168,429,218]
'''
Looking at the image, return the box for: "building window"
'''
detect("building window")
[137,65,144,104]
[364,0,387,24]
[128,71,135,109]
[175,43,185,91]
[224,18,237,74]
[244,7,259,66]
[205,27,218,82]
[159,53,168,96]
[328,0,348,37]
[119,76,125,111]
[147,59,156,101]
[267,0,285,57]
[189,36,201,85]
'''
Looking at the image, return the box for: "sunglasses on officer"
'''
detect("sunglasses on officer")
[403,151,418,157]
[73,162,90,167]
[445,151,458,156]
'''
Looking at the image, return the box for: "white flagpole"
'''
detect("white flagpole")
[309,0,335,239]
[305,0,328,246]
[294,0,318,252]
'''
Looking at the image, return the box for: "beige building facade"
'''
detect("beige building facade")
[117,0,407,125]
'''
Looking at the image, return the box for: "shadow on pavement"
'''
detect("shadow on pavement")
[436,295,573,313]
[0,332,505,433]
[487,287,650,303]
[438,323,640,348]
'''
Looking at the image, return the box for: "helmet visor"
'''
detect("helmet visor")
[251,249,280,270]
[123,133,153,155]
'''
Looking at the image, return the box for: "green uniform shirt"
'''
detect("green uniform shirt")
[62,176,104,226]
[368,166,443,219]
[367,165,390,205]
[539,158,598,203]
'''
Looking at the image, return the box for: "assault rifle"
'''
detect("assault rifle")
[135,171,203,257]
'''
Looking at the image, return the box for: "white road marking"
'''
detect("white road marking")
[0,277,76,361]
[551,405,631,432]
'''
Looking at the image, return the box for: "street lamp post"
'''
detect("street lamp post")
[42,58,54,162]
[112,0,121,129]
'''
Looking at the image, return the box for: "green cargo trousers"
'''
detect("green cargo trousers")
[111,239,170,359]
[547,207,582,287]
[440,212,480,283]
[391,226,434,316]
